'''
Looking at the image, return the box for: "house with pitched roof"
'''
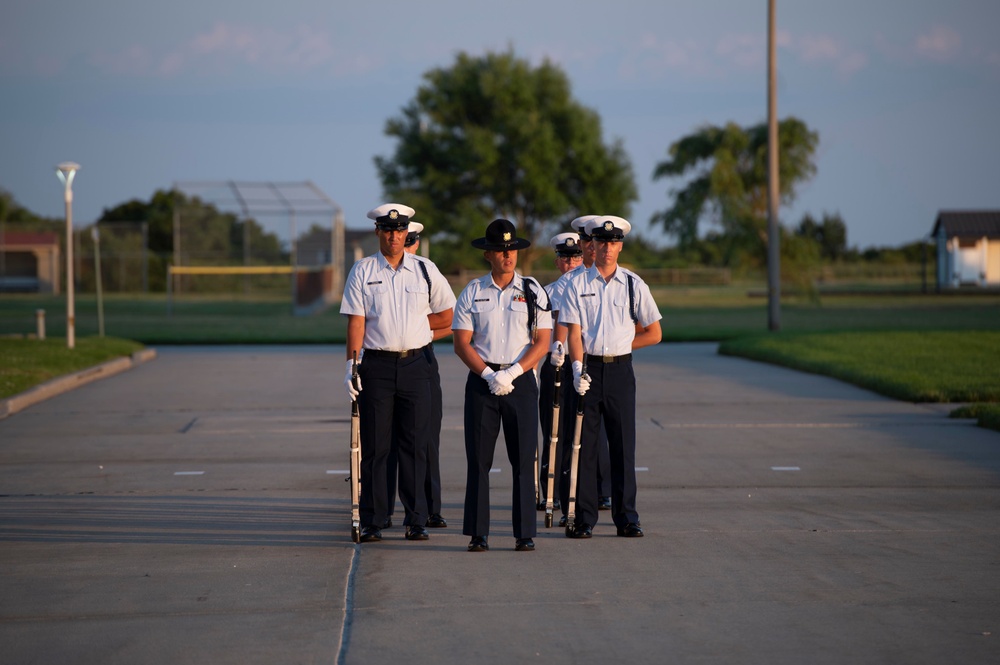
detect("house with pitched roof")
[931,211,1000,289]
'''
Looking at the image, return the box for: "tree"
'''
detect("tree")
[375,49,637,272]
[98,190,287,291]
[796,211,848,261]
[651,118,819,258]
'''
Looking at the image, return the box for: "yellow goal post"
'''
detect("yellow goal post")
[166,264,335,315]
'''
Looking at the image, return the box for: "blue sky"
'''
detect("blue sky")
[2,0,998,250]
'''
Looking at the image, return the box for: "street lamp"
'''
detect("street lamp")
[56,162,80,349]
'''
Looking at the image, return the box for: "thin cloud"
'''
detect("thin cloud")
[86,22,379,79]
[610,29,866,82]
[789,33,868,78]
[914,25,962,62]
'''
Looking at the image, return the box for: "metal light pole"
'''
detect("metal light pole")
[56,162,81,348]
[92,226,105,337]
[766,0,781,331]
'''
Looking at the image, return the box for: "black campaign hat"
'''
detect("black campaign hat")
[471,218,531,251]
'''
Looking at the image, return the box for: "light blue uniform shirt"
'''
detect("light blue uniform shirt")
[559,266,661,357]
[340,252,456,351]
[453,272,552,366]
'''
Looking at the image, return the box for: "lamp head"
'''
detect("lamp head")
[55,162,81,187]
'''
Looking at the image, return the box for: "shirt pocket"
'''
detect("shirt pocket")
[579,294,601,322]
[471,298,496,314]
[405,282,430,306]
[613,295,632,327]
[367,283,388,316]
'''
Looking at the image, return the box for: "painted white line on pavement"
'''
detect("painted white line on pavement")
[327,470,350,474]
[636,467,649,471]
[490,468,501,473]
[174,471,205,476]
[771,466,801,471]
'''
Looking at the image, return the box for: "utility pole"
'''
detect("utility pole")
[766,0,781,331]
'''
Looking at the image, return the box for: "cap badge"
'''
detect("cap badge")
[604,221,614,231]
[503,232,512,241]
[388,209,399,220]
[566,238,576,246]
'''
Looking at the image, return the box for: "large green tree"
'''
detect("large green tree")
[651,117,819,262]
[375,50,637,272]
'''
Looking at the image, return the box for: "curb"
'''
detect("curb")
[0,348,158,420]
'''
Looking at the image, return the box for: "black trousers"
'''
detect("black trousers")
[462,370,538,539]
[572,358,638,529]
[358,352,431,528]
[386,345,443,517]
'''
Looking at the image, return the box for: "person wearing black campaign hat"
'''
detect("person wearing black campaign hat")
[340,203,456,543]
[453,219,552,552]
[560,215,662,539]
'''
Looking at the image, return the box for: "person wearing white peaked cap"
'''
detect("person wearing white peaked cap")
[558,213,662,540]
[534,230,584,514]
[404,221,424,248]
[340,202,456,543]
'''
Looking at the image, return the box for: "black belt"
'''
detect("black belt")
[586,353,632,364]
[364,345,428,359]
[485,362,514,371]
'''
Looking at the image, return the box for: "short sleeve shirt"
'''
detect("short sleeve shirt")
[559,266,661,356]
[545,268,581,314]
[340,252,456,351]
[453,272,553,366]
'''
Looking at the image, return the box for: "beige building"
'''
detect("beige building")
[932,211,1000,289]
[0,231,61,293]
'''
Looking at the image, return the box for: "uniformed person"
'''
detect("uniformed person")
[340,204,456,543]
[569,215,613,512]
[560,215,662,538]
[384,221,451,530]
[453,219,552,552]
[536,231,583,510]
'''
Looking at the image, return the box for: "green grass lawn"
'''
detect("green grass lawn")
[719,331,1000,432]
[0,336,145,399]
[719,331,1000,402]
[2,291,998,344]
[0,294,346,344]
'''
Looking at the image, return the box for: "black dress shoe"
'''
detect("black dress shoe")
[426,514,448,528]
[616,523,644,538]
[567,523,592,539]
[558,515,568,527]
[359,526,382,543]
[405,525,429,541]
[515,538,535,552]
[382,517,393,529]
[468,536,488,552]
[536,501,546,511]
[553,499,561,510]
[598,496,612,510]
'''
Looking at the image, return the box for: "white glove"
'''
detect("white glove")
[344,359,362,400]
[572,360,590,396]
[489,363,523,395]
[482,366,510,396]
[549,341,565,368]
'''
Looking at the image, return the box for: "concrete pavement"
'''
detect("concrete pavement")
[0,343,997,664]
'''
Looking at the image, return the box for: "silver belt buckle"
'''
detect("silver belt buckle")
[602,355,614,363]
